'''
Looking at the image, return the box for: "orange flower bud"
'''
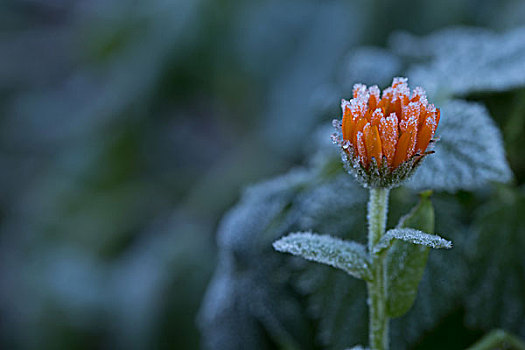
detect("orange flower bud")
[332,77,440,188]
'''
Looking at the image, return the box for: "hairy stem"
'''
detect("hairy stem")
[366,187,390,350]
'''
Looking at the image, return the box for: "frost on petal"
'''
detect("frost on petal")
[411,86,428,106]
[408,100,513,192]
[369,85,381,100]
[350,94,369,117]
[392,77,410,101]
[341,98,351,113]
[352,83,368,98]
[356,131,368,166]
[400,102,420,129]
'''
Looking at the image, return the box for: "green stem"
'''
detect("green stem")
[366,187,390,350]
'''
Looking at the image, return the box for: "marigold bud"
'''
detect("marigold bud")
[332,77,440,188]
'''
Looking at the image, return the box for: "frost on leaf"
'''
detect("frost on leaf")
[408,100,512,192]
[391,26,525,97]
[199,169,316,350]
[373,228,452,254]
[273,232,371,281]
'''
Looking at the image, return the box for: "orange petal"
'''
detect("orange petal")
[415,124,432,154]
[415,110,439,153]
[369,94,377,111]
[392,131,412,168]
[364,108,372,122]
[368,86,380,111]
[400,102,420,132]
[407,130,417,159]
[342,104,354,140]
[418,105,427,128]
[364,124,382,165]
[379,113,398,166]
[351,117,368,148]
[356,130,368,167]
[377,97,387,111]
[392,99,402,121]
[370,108,383,126]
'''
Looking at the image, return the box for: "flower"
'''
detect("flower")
[332,77,440,188]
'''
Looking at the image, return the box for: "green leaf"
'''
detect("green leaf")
[273,232,371,281]
[386,191,435,318]
[390,193,471,348]
[373,228,452,254]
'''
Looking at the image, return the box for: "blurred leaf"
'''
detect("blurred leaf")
[464,186,525,337]
[391,26,525,98]
[199,169,317,350]
[274,233,371,281]
[408,100,512,192]
[386,193,435,318]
